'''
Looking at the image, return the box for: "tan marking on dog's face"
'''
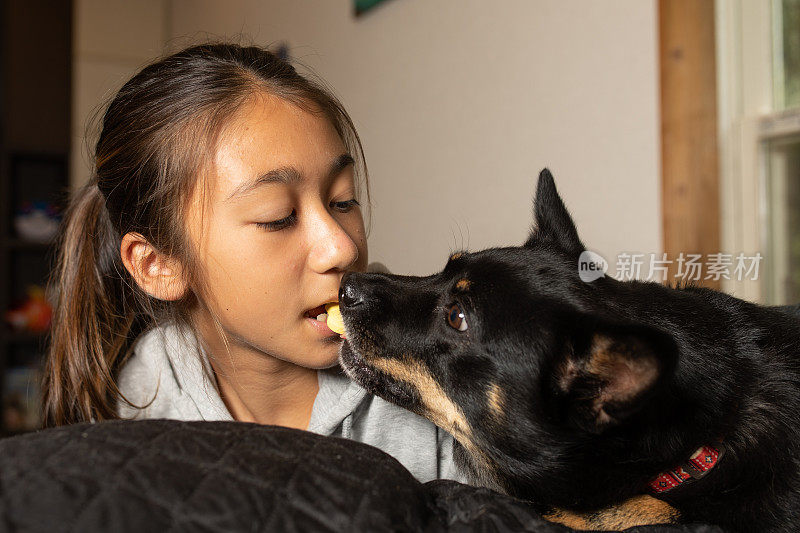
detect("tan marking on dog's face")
[544,495,679,530]
[486,383,505,419]
[455,278,472,291]
[370,356,498,479]
[449,252,464,261]
[371,356,473,439]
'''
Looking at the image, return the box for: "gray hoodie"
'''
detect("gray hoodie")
[117,323,467,484]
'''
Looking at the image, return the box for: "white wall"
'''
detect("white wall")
[74,0,661,276]
[72,0,169,192]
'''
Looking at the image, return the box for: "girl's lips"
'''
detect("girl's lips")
[304,301,342,338]
[306,315,338,337]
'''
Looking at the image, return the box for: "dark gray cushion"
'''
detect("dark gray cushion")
[0,420,725,532]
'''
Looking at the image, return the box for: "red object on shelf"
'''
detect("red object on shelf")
[4,285,52,333]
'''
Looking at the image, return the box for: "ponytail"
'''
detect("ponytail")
[41,183,146,426]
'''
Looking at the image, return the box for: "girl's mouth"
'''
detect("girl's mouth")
[304,303,340,338]
[305,304,328,322]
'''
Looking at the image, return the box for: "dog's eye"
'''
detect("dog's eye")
[447,304,468,332]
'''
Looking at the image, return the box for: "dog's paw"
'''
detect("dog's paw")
[543,495,680,531]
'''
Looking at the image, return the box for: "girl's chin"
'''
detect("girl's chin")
[309,359,340,370]
[302,350,341,370]
[298,336,341,370]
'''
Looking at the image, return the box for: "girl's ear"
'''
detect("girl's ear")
[120,232,188,301]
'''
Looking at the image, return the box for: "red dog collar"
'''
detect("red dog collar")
[649,443,725,494]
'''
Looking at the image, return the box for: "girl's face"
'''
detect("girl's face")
[187,93,367,369]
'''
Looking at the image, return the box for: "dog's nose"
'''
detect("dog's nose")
[339,274,365,308]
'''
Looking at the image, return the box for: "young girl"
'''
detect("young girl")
[42,43,463,483]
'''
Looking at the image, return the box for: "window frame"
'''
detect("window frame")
[715,0,800,302]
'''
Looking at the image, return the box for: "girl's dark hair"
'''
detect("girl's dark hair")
[42,43,369,427]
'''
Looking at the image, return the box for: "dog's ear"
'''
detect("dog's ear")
[525,169,584,257]
[549,318,677,433]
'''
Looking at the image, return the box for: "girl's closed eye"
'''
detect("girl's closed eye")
[331,198,360,213]
[254,199,359,231]
[256,210,297,231]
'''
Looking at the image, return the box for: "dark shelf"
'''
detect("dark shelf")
[1,330,48,345]
[1,1,72,436]
[4,238,54,251]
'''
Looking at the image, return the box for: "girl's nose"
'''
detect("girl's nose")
[307,213,360,274]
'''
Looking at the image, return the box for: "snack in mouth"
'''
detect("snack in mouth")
[325,303,345,334]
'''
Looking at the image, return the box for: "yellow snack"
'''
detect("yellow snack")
[325,303,345,334]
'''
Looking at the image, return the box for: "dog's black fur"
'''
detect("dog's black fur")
[337,170,800,532]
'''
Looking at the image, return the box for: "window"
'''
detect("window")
[773,0,800,110]
[717,0,800,304]
[764,135,800,304]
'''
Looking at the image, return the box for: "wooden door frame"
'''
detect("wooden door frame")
[659,0,721,289]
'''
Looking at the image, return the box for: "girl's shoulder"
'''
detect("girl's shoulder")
[313,366,466,483]
[117,323,229,421]
[117,325,175,404]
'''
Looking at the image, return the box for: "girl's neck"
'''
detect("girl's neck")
[193,316,320,430]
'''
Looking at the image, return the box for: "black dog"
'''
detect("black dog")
[337,170,800,532]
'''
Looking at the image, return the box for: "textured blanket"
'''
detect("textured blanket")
[0,420,725,532]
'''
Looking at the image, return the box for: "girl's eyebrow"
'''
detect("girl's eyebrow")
[226,153,355,202]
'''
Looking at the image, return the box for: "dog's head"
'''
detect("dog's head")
[338,169,677,494]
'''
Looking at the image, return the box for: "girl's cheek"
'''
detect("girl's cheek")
[263,250,305,285]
